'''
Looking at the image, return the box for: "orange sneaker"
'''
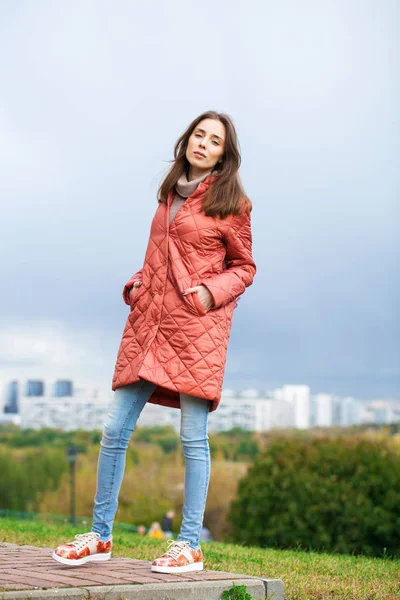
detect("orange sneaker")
[151,540,203,574]
[52,532,112,566]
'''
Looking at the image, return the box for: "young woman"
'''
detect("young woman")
[52,111,256,574]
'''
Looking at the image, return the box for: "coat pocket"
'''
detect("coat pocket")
[192,290,208,316]
[182,290,207,317]
[129,283,145,311]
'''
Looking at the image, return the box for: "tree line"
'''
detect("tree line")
[1,423,399,556]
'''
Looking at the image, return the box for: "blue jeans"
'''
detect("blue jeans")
[92,378,211,550]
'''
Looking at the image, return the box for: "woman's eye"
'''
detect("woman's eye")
[212,140,219,145]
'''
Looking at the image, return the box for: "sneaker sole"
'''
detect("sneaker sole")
[151,561,203,574]
[51,551,111,566]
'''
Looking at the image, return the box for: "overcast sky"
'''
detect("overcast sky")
[1,0,398,403]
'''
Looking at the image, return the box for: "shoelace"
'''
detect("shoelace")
[68,532,100,551]
[164,540,190,560]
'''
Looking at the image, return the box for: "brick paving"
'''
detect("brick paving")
[0,543,258,592]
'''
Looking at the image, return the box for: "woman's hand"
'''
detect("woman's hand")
[182,285,215,312]
[129,281,142,300]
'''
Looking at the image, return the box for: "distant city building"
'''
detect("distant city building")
[19,392,112,431]
[360,404,375,425]
[269,388,292,429]
[0,381,4,412]
[10,375,398,431]
[138,402,181,430]
[332,395,342,426]
[4,381,19,414]
[210,385,317,432]
[314,394,334,427]
[0,413,21,426]
[338,396,360,426]
[392,404,400,423]
[209,389,274,432]
[365,400,396,425]
[281,384,311,429]
[26,380,44,397]
[53,380,73,397]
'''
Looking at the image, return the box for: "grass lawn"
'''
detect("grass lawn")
[0,517,399,599]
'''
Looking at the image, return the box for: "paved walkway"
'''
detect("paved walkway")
[0,543,284,599]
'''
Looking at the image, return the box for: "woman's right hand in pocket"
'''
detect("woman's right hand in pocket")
[129,281,142,301]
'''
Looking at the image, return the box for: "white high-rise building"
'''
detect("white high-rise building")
[392,404,400,423]
[19,391,113,431]
[138,401,181,430]
[281,385,311,429]
[365,400,395,425]
[314,394,334,427]
[209,388,274,432]
[269,387,293,428]
[339,396,361,426]
[15,379,376,432]
[209,386,315,432]
[0,380,5,412]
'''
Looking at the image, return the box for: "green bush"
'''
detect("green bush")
[134,425,179,453]
[222,582,256,599]
[0,446,67,511]
[0,425,101,450]
[228,437,400,557]
[210,428,260,461]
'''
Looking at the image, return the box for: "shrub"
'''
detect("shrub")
[228,437,400,557]
[210,428,260,462]
[134,425,179,453]
[0,446,67,511]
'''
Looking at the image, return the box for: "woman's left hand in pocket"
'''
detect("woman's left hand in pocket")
[182,285,215,312]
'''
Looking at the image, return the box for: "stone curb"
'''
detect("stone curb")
[0,578,284,600]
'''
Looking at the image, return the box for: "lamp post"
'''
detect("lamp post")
[66,445,78,527]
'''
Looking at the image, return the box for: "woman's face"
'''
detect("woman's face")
[186,118,226,176]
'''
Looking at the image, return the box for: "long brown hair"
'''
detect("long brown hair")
[158,111,252,219]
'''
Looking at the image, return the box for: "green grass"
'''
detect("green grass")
[0,517,399,599]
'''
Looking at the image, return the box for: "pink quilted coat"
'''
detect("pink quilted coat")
[112,175,256,412]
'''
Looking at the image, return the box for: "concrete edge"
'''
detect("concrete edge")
[0,578,285,600]
[262,578,285,599]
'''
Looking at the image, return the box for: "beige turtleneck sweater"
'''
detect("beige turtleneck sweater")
[169,170,213,225]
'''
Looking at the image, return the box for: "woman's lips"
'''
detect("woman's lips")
[194,151,206,158]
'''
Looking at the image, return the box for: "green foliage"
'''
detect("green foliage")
[210,428,260,461]
[235,439,259,460]
[0,425,101,451]
[0,423,257,462]
[133,425,179,453]
[0,446,67,511]
[222,582,258,600]
[229,437,400,557]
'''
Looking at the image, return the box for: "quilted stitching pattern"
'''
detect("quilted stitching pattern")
[112,176,256,412]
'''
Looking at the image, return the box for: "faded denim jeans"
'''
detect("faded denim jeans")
[92,378,211,550]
